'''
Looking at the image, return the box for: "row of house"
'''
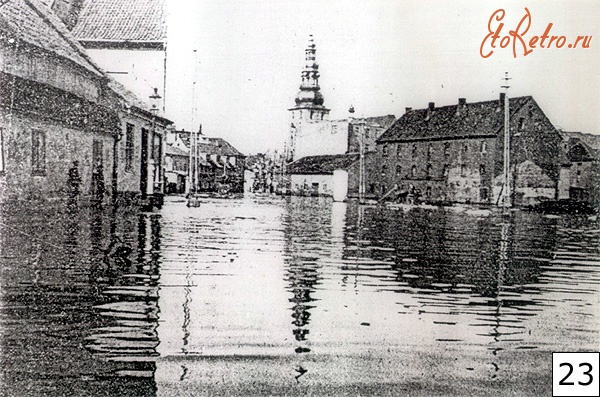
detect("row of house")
[285,37,599,208]
[164,129,245,195]
[1,0,246,207]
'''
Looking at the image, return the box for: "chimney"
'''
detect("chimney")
[426,102,435,120]
[405,107,412,114]
[458,98,466,106]
[51,0,84,31]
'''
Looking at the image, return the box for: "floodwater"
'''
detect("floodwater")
[0,196,599,396]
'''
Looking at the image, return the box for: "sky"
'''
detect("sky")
[164,0,600,155]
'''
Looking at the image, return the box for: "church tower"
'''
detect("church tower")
[287,35,330,162]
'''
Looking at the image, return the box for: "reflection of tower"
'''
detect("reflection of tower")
[286,35,330,162]
[287,261,318,353]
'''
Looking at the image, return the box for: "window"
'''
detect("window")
[479,164,486,176]
[411,165,416,178]
[518,117,526,131]
[93,140,103,168]
[444,142,450,158]
[382,144,389,157]
[395,164,402,176]
[480,188,489,201]
[125,123,134,172]
[381,165,387,177]
[425,186,432,197]
[0,127,4,173]
[426,164,432,178]
[331,125,338,134]
[460,164,467,176]
[480,141,487,154]
[412,144,418,158]
[427,144,432,158]
[365,128,370,139]
[31,129,46,175]
[442,164,449,177]
[397,144,402,157]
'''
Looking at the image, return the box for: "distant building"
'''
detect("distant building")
[168,130,245,194]
[376,95,566,206]
[68,0,167,112]
[109,79,172,207]
[287,154,358,199]
[560,131,600,207]
[245,152,283,194]
[164,144,188,194]
[0,0,119,203]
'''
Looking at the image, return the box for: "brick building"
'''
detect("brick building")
[375,95,565,206]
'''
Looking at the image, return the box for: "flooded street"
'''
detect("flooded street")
[1,196,599,396]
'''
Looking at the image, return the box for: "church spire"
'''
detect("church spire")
[293,35,327,109]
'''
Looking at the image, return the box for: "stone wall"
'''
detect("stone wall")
[0,111,113,202]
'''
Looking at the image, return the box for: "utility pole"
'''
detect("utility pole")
[501,72,512,208]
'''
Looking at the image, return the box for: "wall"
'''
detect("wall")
[376,137,497,204]
[290,114,347,160]
[0,111,113,202]
[86,48,166,110]
[290,174,334,196]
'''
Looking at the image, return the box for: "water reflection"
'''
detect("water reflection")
[0,202,160,396]
[1,196,599,396]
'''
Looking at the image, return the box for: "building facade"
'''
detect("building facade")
[0,0,120,203]
[70,0,167,113]
[375,95,565,206]
[164,144,188,194]
[561,131,600,207]
[287,154,358,198]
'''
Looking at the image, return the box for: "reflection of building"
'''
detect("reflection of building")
[376,96,565,205]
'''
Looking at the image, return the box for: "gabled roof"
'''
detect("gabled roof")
[72,0,166,43]
[0,0,103,76]
[199,138,245,157]
[358,114,396,128]
[562,131,600,161]
[288,154,359,175]
[378,96,534,143]
[165,144,188,157]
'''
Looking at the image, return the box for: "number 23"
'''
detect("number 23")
[559,362,593,386]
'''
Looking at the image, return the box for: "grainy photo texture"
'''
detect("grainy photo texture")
[0,0,599,396]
